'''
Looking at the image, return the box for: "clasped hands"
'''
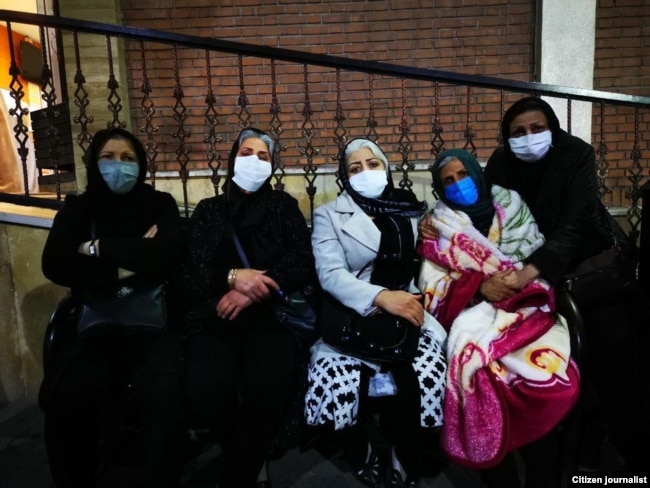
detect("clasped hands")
[217,268,279,320]
[418,214,539,303]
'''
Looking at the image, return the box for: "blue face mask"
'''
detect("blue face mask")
[98,160,140,195]
[444,177,479,206]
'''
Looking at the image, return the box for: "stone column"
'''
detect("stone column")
[537,0,597,143]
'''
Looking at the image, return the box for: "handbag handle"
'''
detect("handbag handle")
[229,223,252,269]
[229,222,291,303]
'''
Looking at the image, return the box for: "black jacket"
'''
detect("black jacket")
[42,188,182,292]
[180,190,317,325]
[485,130,611,284]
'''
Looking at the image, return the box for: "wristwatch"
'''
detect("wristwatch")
[88,239,97,257]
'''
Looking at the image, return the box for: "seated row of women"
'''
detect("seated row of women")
[40,96,648,488]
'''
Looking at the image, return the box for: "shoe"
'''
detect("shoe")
[389,468,418,488]
[352,449,383,488]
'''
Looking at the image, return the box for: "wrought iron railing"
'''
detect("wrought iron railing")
[1,9,649,234]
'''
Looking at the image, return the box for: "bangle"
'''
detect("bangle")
[227,268,238,289]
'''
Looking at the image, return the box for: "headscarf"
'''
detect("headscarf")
[225,127,281,268]
[338,138,427,218]
[84,127,155,230]
[431,149,495,236]
[499,97,563,206]
[339,138,427,289]
[501,96,561,158]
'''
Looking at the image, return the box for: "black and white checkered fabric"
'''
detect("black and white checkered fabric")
[304,330,446,430]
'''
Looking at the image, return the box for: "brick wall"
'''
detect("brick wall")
[118,0,536,174]
[593,0,650,207]
[114,0,648,207]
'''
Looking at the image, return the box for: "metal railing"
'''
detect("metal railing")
[1,9,649,233]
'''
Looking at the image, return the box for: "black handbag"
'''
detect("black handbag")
[76,219,168,338]
[561,203,638,307]
[230,225,319,342]
[77,282,167,338]
[320,263,421,363]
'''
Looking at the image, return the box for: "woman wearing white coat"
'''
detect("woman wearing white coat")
[304,138,447,488]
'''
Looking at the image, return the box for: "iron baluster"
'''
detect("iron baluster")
[138,40,159,188]
[6,22,31,197]
[269,59,286,191]
[624,107,643,242]
[332,68,347,192]
[203,50,222,196]
[366,74,379,143]
[171,45,191,217]
[429,80,445,199]
[396,77,414,191]
[299,64,319,222]
[596,102,611,201]
[237,55,251,130]
[72,31,93,164]
[105,35,125,129]
[462,86,477,156]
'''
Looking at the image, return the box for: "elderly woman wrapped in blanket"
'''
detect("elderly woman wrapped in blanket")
[417,149,580,471]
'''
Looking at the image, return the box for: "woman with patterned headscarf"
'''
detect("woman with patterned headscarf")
[305,138,448,488]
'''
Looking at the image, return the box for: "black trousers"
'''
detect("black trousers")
[345,362,424,481]
[41,338,184,488]
[184,316,298,488]
[580,291,650,471]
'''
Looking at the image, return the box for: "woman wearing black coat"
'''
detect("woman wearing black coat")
[180,127,317,488]
[40,127,185,487]
[484,96,648,475]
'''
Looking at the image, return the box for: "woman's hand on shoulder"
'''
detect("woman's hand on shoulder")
[217,290,253,320]
[418,213,439,241]
[373,290,424,327]
[233,268,280,302]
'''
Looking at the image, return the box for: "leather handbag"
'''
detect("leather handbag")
[320,261,421,363]
[272,286,320,342]
[77,282,167,338]
[77,219,168,338]
[561,203,638,307]
[229,225,319,342]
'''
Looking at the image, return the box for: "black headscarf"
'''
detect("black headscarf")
[84,127,155,231]
[225,127,280,269]
[501,96,561,156]
[339,138,427,289]
[431,148,495,236]
[500,96,562,208]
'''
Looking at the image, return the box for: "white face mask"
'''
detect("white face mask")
[349,170,388,199]
[508,130,553,163]
[232,155,272,192]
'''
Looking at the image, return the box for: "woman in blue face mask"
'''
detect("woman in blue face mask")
[40,127,185,488]
[419,148,581,488]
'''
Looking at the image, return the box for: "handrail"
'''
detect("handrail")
[2,9,650,108]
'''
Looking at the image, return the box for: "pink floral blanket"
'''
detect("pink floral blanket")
[417,185,580,468]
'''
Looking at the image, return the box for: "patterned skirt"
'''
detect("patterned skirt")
[304,331,446,430]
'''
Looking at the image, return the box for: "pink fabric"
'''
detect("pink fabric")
[417,187,580,468]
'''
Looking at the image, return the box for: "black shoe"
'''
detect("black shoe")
[352,449,383,488]
[389,468,418,488]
